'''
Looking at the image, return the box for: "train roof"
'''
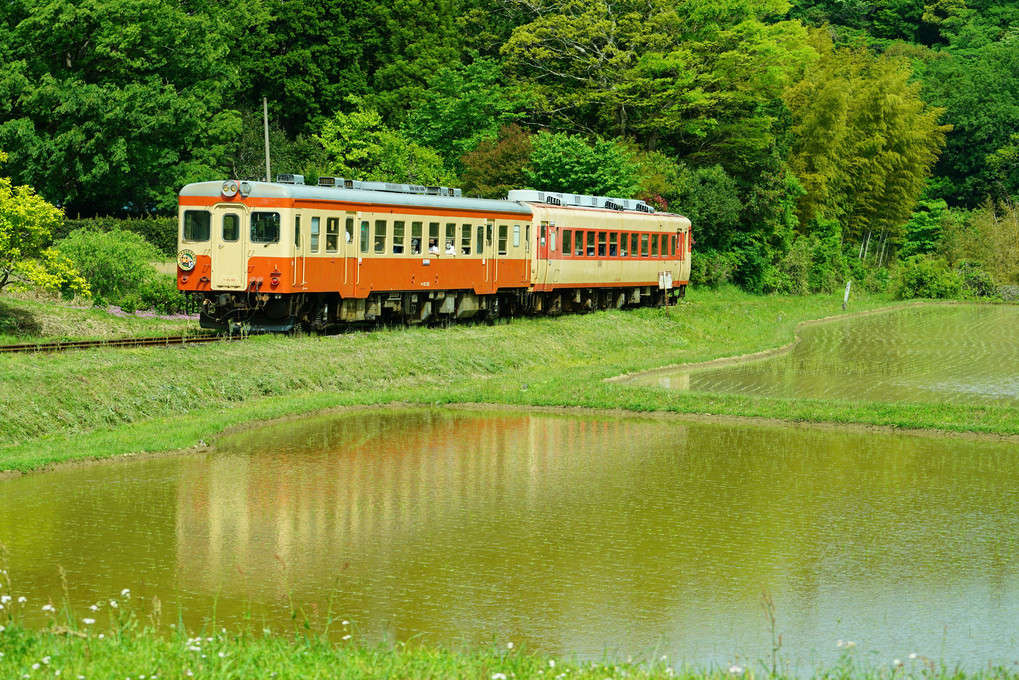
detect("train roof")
[180,180,533,216]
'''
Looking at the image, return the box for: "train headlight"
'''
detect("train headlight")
[240,181,251,196]
[221,180,239,197]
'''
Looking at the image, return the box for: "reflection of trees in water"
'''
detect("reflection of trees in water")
[172,411,1019,652]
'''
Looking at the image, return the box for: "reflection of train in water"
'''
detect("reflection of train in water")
[176,176,693,331]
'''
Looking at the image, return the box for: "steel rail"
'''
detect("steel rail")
[0,334,242,354]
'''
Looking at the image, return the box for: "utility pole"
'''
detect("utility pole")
[263,97,271,182]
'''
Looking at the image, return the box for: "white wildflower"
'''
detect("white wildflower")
[342,634,352,641]
[492,674,508,680]
[42,604,55,612]
[109,600,118,608]
[83,618,95,625]
[17,596,26,603]
[121,588,130,598]
[0,595,10,603]
[507,641,514,649]
[729,665,744,676]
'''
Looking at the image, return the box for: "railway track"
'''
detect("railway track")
[0,333,242,354]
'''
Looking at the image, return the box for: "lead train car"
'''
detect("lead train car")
[176,179,692,331]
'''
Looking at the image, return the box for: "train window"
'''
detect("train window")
[360,221,369,253]
[609,232,618,257]
[222,214,239,242]
[461,224,472,255]
[345,218,354,246]
[640,233,649,257]
[598,232,606,257]
[549,226,556,252]
[630,233,638,257]
[374,220,386,254]
[499,224,508,255]
[540,222,547,247]
[477,225,485,255]
[513,225,521,248]
[294,216,301,247]
[651,234,659,257]
[393,221,405,254]
[326,217,339,253]
[411,222,423,254]
[525,224,530,253]
[562,229,572,257]
[183,210,210,242]
[310,216,320,253]
[429,222,440,243]
[251,212,280,243]
[586,231,595,257]
[671,234,678,257]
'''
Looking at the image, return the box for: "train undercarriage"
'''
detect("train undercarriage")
[194,285,688,333]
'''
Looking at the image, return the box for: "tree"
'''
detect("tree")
[316,97,455,185]
[461,124,534,198]
[405,57,522,172]
[234,0,377,136]
[784,31,950,251]
[525,132,639,197]
[0,152,88,297]
[0,0,243,215]
[918,42,1019,206]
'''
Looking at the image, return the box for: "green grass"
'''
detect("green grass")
[0,592,1015,680]
[0,292,200,344]
[2,287,1017,474]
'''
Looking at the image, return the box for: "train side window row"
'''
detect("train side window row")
[560,229,685,259]
[183,209,532,258]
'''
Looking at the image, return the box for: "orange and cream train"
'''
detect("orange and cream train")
[176,176,692,331]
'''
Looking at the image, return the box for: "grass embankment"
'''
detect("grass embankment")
[2,287,1017,475]
[0,292,200,344]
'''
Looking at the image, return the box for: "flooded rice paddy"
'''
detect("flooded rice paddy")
[631,305,1019,405]
[2,407,1019,671]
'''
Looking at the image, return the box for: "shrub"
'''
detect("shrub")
[956,260,996,298]
[55,216,177,257]
[55,228,164,303]
[690,248,738,287]
[138,274,188,314]
[893,255,963,299]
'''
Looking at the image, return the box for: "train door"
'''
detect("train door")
[212,205,247,289]
[484,219,495,286]
[343,211,356,288]
[292,210,307,288]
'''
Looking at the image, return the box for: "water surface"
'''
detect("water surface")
[632,305,1019,404]
[1,409,1018,671]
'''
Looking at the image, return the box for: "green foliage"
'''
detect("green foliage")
[917,42,1019,206]
[785,31,950,244]
[224,108,329,185]
[316,97,455,185]
[13,249,91,299]
[899,198,950,259]
[0,158,78,294]
[55,216,177,258]
[670,165,742,251]
[54,228,163,303]
[689,247,739,287]
[406,57,521,171]
[955,260,996,297]
[893,255,963,299]
[461,124,533,198]
[235,0,375,135]
[138,274,188,314]
[371,0,460,122]
[525,132,639,197]
[0,0,243,215]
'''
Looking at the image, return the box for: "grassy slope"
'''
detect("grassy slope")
[0,293,200,343]
[2,288,1017,474]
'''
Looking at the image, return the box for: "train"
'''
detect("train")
[176,175,692,332]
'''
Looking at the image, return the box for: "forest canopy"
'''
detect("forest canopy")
[1,0,1017,294]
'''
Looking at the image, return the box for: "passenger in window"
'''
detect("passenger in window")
[411,238,421,254]
[446,240,456,255]
[429,239,440,254]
